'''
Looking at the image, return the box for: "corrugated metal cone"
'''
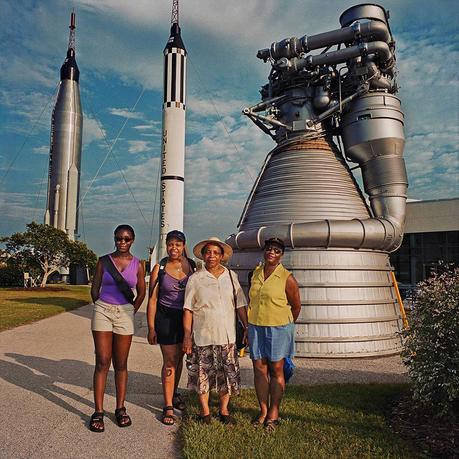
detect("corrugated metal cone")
[229,137,402,358]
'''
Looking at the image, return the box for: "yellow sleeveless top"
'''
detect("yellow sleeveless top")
[248,263,293,326]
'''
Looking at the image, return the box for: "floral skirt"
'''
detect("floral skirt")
[187,343,241,395]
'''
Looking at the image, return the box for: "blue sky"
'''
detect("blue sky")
[1,0,458,259]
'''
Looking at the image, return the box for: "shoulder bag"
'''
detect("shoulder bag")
[100,255,135,305]
[228,270,246,351]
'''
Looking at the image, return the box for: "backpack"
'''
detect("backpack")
[150,256,197,298]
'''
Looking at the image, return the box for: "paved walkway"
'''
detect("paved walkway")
[0,300,408,458]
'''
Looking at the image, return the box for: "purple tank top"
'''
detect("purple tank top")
[159,271,190,310]
[99,255,139,305]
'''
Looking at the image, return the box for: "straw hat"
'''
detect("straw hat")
[193,236,233,262]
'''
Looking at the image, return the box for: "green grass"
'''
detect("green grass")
[0,285,91,331]
[180,384,418,459]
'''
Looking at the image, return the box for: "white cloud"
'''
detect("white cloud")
[0,191,43,227]
[109,108,145,119]
[0,89,54,131]
[127,140,152,154]
[187,97,247,118]
[133,123,160,130]
[132,122,162,137]
[33,146,49,155]
[0,55,56,89]
[83,115,106,145]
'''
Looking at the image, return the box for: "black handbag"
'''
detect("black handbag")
[228,270,246,350]
[100,255,135,305]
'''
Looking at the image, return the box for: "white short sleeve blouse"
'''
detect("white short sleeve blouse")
[183,267,247,346]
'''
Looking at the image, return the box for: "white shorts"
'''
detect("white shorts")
[91,299,135,335]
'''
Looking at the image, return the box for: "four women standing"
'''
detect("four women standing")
[89,228,300,432]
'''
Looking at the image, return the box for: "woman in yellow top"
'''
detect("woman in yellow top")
[248,237,301,432]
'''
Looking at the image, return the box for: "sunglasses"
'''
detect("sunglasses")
[115,236,133,243]
[264,246,282,254]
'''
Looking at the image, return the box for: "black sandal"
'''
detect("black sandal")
[251,415,266,427]
[264,418,280,433]
[115,407,132,427]
[218,412,236,425]
[172,392,186,411]
[89,411,104,433]
[196,413,211,425]
[161,406,176,426]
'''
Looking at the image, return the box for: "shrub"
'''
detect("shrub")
[0,265,23,287]
[401,265,459,417]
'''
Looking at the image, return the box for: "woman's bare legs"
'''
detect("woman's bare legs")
[267,359,285,421]
[252,358,269,423]
[218,390,231,415]
[160,344,184,420]
[174,345,184,394]
[198,392,210,417]
[92,331,112,430]
[112,333,133,414]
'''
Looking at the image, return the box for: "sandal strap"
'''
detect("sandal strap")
[91,412,104,420]
[163,406,174,412]
[265,419,280,424]
[115,407,127,415]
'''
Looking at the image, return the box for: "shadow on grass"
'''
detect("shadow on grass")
[10,296,88,308]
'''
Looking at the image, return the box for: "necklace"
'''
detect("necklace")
[170,262,182,272]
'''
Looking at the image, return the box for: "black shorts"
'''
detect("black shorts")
[155,304,184,345]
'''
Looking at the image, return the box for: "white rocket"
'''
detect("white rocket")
[44,11,83,241]
[158,1,187,259]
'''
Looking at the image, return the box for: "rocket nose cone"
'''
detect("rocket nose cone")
[165,23,186,52]
[60,53,80,82]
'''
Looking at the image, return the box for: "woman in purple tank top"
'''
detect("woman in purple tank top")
[89,224,146,433]
[147,230,194,425]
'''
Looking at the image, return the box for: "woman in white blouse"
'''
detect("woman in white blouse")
[183,237,248,425]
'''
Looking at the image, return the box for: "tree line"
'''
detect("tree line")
[0,222,97,287]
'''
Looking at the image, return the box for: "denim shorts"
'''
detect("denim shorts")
[248,323,295,362]
[91,299,135,335]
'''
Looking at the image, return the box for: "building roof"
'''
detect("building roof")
[405,198,459,233]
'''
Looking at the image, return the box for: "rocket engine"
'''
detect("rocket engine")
[227,4,408,357]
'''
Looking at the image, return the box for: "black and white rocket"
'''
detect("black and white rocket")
[158,0,187,259]
[44,11,83,241]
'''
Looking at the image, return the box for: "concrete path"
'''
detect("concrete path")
[0,299,408,458]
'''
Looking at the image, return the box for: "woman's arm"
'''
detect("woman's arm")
[236,306,248,329]
[236,307,249,345]
[286,274,301,323]
[133,261,146,312]
[90,259,103,303]
[182,309,193,355]
[146,264,160,345]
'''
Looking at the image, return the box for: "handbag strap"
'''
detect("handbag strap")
[100,255,135,305]
[228,269,238,310]
[150,256,197,299]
